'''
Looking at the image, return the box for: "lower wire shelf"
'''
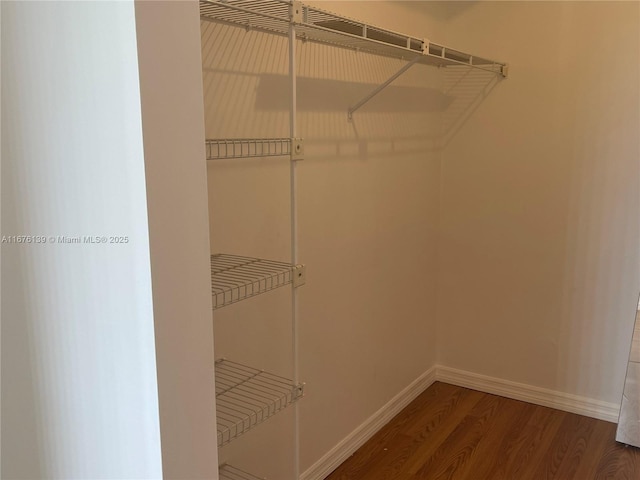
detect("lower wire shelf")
[215,359,304,447]
[219,464,266,480]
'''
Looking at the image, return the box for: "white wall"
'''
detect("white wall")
[135,2,219,478]
[201,2,442,476]
[437,1,640,405]
[1,2,162,478]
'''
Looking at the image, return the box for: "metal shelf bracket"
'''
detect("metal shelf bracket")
[348,52,423,120]
[291,1,303,24]
[293,264,306,287]
[291,137,304,161]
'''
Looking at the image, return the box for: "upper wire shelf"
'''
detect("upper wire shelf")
[216,359,303,447]
[199,0,507,77]
[211,254,305,309]
[219,464,266,480]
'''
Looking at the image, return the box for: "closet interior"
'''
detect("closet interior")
[200,0,507,478]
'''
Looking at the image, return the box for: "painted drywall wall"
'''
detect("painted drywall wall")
[135,2,219,478]
[437,1,640,405]
[201,2,443,476]
[1,2,162,478]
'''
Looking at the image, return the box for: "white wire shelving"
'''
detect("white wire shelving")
[206,138,290,160]
[219,464,266,480]
[201,0,506,477]
[206,138,304,161]
[216,359,304,447]
[199,0,508,77]
[211,254,305,309]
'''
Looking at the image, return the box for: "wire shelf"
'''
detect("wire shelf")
[200,0,290,36]
[206,138,291,160]
[219,464,266,480]
[216,359,303,447]
[211,254,304,309]
[199,0,507,76]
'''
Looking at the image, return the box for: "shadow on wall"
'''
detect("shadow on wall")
[441,67,500,147]
[399,1,479,21]
[252,75,451,114]
[201,21,502,159]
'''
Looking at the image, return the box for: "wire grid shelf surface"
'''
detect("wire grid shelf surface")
[219,464,266,480]
[216,359,302,447]
[206,138,291,160]
[211,254,300,309]
[200,0,291,36]
[199,0,506,75]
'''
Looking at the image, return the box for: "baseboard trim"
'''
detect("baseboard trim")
[300,366,437,480]
[436,365,620,423]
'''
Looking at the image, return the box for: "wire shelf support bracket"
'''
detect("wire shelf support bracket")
[348,53,423,120]
[291,137,304,161]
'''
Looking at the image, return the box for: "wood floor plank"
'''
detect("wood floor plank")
[593,433,640,480]
[512,406,567,480]
[324,382,640,480]
[355,433,416,480]
[411,394,514,479]
[326,383,463,479]
[448,397,534,480]
[466,400,538,480]
[398,387,485,476]
[327,383,482,480]
[548,413,598,480]
[378,385,483,480]
[572,420,618,479]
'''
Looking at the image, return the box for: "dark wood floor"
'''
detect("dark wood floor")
[326,382,640,480]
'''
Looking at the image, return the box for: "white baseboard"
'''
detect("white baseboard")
[436,365,620,423]
[301,364,621,480]
[300,366,437,480]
